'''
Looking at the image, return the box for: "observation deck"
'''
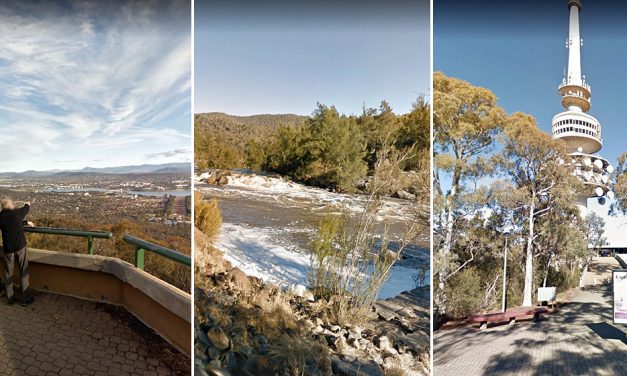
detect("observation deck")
[552,110,602,154]
[0,228,191,375]
[558,81,591,112]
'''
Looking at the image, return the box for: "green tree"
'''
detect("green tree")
[396,97,431,171]
[244,138,266,171]
[263,125,308,178]
[433,72,506,312]
[303,104,367,191]
[360,101,399,169]
[585,212,607,255]
[612,151,627,214]
[496,113,580,306]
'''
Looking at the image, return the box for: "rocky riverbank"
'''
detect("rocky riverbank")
[197,169,420,201]
[194,230,430,376]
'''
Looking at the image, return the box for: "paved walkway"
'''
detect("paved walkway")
[434,258,627,375]
[0,292,189,375]
[582,257,617,286]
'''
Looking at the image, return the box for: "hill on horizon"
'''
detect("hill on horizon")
[194,113,308,167]
[0,162,190,177]
[195,112,307,140]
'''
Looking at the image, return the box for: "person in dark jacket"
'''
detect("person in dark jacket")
[0,197,34,306]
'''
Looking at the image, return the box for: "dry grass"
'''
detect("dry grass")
[194,191,221,241]
[384,367,409,376]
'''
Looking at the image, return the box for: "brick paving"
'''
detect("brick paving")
[0,292,189,375]
[434,258,627,375]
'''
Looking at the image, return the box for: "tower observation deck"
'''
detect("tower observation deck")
[552,0,614,209]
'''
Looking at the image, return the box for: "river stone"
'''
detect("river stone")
[226,267,251,293]
[254,335,269,355]
[302,319,316,332]
[330,325,342,332]
[197,329,210,348]
[399,331,430,353]
[347,337,361,349]
[348,327,362,340]
[205,365,231,376]
[221,351,238,370]
[206,327,230,351]
[331,356,385,376]
[206,346,222,360]
[288,284,308,297]
[334,335,347,352]
[247,355,275,376]
[374,336,392,352]
[313,325,324,334]
[194,363,210,376]
[393,190,416,200]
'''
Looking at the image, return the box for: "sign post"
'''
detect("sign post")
[612,270,627,325]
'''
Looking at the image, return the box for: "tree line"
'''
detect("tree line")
[195,100,430,193]
[433,72,615,322]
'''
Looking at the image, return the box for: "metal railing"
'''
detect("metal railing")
[24,227,113,255]
[122,234,191,270]
[24,227,190,271]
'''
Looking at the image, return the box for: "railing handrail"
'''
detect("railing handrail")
[24,226,190,271]
[25,226,113,254]
[25,226,113,239]
[123,234,191,269]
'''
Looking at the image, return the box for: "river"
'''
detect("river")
[197,170,429,298]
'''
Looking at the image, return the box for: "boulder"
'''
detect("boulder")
[247,355,275,376]
[331,356,385,376]
[374,336,392,352]
[226,267,252,293]
[392,190,416,200]
[206,327,230,351]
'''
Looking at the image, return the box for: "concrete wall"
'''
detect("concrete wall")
[1,248,191,357]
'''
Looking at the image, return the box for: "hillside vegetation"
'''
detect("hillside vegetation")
[195,100,430,193]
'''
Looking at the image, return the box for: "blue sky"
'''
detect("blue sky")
[0,0,191,172]
[195,0,430,116]
[435,0,626,237]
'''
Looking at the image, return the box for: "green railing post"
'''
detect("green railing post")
[87,236,93,255]
[135,247,145,270]
[123,234,190,269]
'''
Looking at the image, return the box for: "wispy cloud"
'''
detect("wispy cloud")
[145,148,191,159]
[0,0,191,172]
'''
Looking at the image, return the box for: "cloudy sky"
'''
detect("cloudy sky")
[0,0,191,172]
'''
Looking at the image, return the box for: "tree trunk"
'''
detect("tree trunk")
[542,253,552,288]
[436,167,461,313]
[522,203,535,307]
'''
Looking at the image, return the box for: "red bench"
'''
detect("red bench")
[469,307,549,330]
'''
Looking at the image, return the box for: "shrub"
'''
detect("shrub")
[308,210,403,325]
[194,191,222,241]
[444,268,483,319]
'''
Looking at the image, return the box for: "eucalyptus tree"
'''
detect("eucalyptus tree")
[496,113,581,307]
[612,152,627,214]
[433,72,506,311]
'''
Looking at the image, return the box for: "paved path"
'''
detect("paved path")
[434,260,627,375]
[582,257,617,287]
[0,292,189,375]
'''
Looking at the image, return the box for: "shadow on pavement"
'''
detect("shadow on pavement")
[587,322,627,343]
[435,284,627,375]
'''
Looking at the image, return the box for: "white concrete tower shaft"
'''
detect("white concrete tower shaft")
[567,1,582,89]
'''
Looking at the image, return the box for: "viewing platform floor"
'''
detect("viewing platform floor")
[0,291,189,376]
